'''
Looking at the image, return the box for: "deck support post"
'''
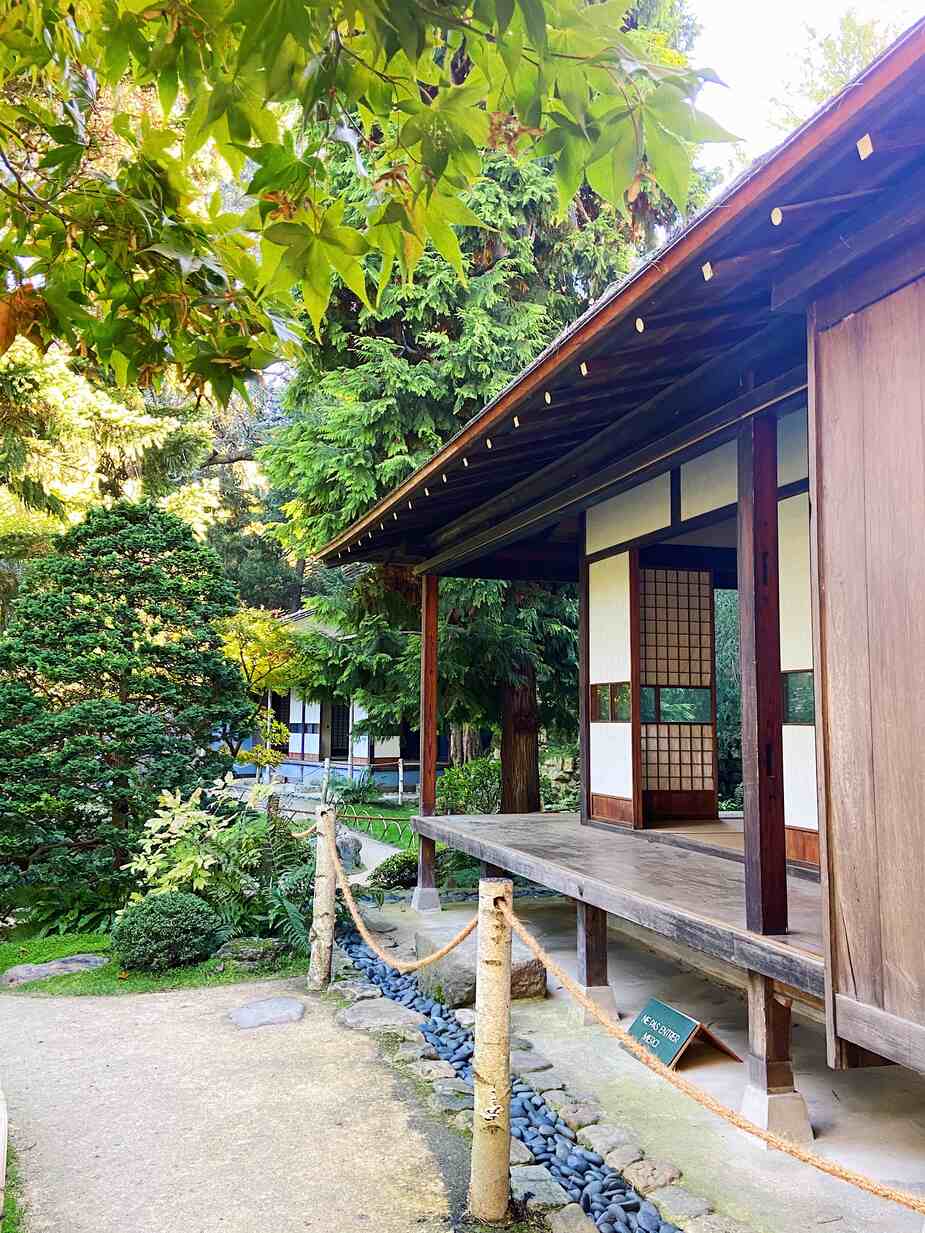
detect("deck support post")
[413,575,442,912]
[740,972,813,1145]
[572,901,620,1024]
[738,411,788,935]
[412,835,441,913]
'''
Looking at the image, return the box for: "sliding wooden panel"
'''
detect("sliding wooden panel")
[811,276,925,1071]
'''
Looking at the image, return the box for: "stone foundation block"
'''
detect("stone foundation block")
[577,1123,638,1156]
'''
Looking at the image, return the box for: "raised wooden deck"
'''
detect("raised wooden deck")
[412,811,825,999]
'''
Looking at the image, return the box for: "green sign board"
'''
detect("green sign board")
[627,998,740,1070]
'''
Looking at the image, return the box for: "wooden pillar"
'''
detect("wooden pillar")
[572,901,619,1023]
[737,413,787,935]
[740,972,812,1144]
[420,573,439,817]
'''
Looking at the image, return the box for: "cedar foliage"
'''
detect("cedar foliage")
[0,502,253,929]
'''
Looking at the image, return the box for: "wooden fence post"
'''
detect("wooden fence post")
[398,757,404,805]
[469,877,513,1224]
[307,803,337,991]
[323,756,331,799]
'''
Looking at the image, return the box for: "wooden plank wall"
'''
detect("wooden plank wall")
[811,275,925,1070]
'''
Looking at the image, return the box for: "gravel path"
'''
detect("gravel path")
[0,978,456,1233]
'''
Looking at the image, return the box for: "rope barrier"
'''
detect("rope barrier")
[322,823,478,975]
[498,899,925,1219]
[313,813,925,1219]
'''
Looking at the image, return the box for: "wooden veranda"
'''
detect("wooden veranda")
[412,811,824,1000]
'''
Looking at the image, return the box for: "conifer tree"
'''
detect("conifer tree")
[0,502,252,926]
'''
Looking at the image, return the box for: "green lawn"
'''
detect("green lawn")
[0,932,308,997]
[3,1147,25,1233]
[337,802,419,852]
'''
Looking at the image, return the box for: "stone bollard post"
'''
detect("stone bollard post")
[307,803,337,991]
[469,878,513,1224]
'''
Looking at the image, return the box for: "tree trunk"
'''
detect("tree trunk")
[288,558,306,612]
[450,723,484,766]
[500,661,540,813]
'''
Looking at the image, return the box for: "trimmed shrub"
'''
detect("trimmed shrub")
[435,758,502,815]
[367,849,418,890]
[112,892,223,971]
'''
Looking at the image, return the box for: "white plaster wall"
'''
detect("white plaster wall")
[585,474,671,554]
[288,690,303,754]
[589,723,633,798]
[304,700,321,724]
[352,702,369,760]
[778,492,813,672]
[681,440,738,521]
[777,407,809,485]
[304,700,321,759]
[375,735,401,758]
[783,725,819,830]
[588,553,631,683]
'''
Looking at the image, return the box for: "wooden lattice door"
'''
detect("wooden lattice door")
[638,566,718,822]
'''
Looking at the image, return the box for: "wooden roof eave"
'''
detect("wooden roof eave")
[317,16,925,566]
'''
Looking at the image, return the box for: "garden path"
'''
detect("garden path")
[0,978,461,1233]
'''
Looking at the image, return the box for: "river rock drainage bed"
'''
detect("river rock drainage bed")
[335,927,742,1233]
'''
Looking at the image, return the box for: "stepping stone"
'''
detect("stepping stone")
[1,954,108,986]
[509,1164,571,1212]
[415,927,546,1007]
[228,996,305,1030]
[335,1000,426,1033]
[648,1185,713,1224]
[623,1158,682,1195]
[547,1203,598,1232]
[453,1110,472,1134]
[577,1123,638,1155]
[509,1035,533,1051]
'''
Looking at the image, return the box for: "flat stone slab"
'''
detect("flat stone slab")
[328,979,382,1002]
[510,1164,571,1212]
[577,1123,638,1156]
[648,1185,713,1224]
[604,1144,645,1172]
[623,1158,682,1195]
[431,1078,473,1096]
[509,1137,534,1165]
[415,927,546,1007]
[396,1042,437,1062]
[336,1001,426,1033]
[1,954,108,987]
[559,1101,604,1132]
[428,1089,473,1114]
[454,1009,476,1027]
[359,909,397,934]
[547,1203,598,1232]
[410,1059,456,1081]
[228,997,305,1030]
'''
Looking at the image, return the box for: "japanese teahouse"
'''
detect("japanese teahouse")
[317,18,925,1139]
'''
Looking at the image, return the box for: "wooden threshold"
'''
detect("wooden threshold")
[413,811,824,998]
